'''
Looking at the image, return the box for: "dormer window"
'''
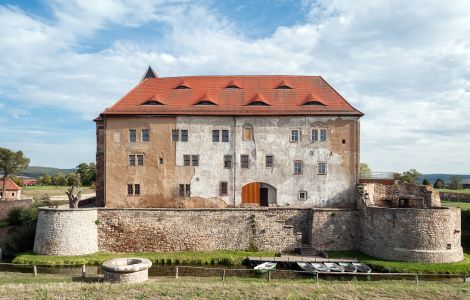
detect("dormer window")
[276,81,292,89]
[247,101,270,106]
[195,100,217,106]
[225,80,241,89]
[142,100,164,105]
[175,85,190,90]
[303,101,326,106]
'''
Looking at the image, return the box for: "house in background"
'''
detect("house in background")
[94,67,363,208]
[0,177,22,200]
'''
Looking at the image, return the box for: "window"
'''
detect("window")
[142,100,163,105]
[247,101,269,106]
[342,139,346,144]
[127,184,133,195]
[172,129,179,142]
[179,184,191,197]
[186,184,191,197]
[224,155,232,169]
[243,125,253,141]
[290,129,299,142]
[212,130,220,142]
[183,155,191,166]
[129,129,136,142]
[181,129,188,142]
[312,129,318,142]
[320,129,327,142]
[294,161,303,175]
[303,101,325,106]
[192,155,199,166]
[137,155,144,166]
[266,155,273,168]
[318,162,327,175]
[159,158,164,165]
[220,182,228,196]
[222,130,229,142]
[399,198,410,208]
[134,184,140,195]
[195,100,217,105]
[129,155,136,166]
[298,191,308,201]
[241,155,249,168]
[142,129,149,142]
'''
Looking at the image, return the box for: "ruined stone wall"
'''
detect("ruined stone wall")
[0,198,33,221]
[310,209,358,250]
[359,207,463,263]
[33,208,98,255]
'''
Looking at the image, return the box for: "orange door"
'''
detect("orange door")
[242,182,260,206]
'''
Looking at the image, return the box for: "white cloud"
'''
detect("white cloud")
[1,0,470,172]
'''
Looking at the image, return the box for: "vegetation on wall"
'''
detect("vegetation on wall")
[394,169,421,184]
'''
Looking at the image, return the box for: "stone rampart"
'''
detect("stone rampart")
[0,198,33,221]
[359,207,463,263]
[310,209,358,250]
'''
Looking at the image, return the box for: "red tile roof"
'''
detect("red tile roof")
[101,75,362,117]
[0,177,21,191]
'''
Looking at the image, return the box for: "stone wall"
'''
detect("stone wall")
[0,198,33,221]
[310,209,358,250]
[359,207,463,263]
[34,208,98,255]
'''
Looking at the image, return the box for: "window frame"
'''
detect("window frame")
[320,128,327,142]
[129,129,137,142]
[141,129,150,142]
[220,181,228,196]
[241,154,249,169]
[127,184,134,195]
[221,130,229,142]
[265,155,273,168]
[318,162,327,175]
[183,155,191,166]
[181,129,188,142]
[298,191,308,201]
[212,130,220,142]
[290,129,300,143]
[294,160,303,175]
[172,129,179,142]
[137,155,144,166]
[224,155,232,169]
[191,155,199,167]
[242,125,253,141]
[311,129,318,142]
[134,184,140,195]
[129,155,136,166]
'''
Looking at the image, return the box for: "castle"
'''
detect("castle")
[33,68,463,263]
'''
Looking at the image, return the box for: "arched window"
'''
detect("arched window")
[247,101,269,106]
[142,100,164,105]
[303,101,325,106]
[194,100,217,105]
[242,124,253,141]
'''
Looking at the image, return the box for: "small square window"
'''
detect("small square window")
[134,184,140,195]
[241,155,249,168]
[446,243,452,250]
[129,129,137,142]
[220,182,228,196]
[312,129,318,142]
[172,129,179,142]
[137,155,144,166]
[290,129,299,142]
[179,184,185,197]
[183,155,191,166]
[142,129,149,142]
[212,130,220,142]
[222,130,229,142]
[294,160,303,175]
[129,155,136,166]
[342,139,346,144]
[298,191,308,201]
[224,155,232,169]
[318,162,327,175]
[159,158,164,165]
[320,129,327,142]
[181,129,188,142]
[266,155,273,168]
[185,184,191,197]
[127,184,133,195]
[192,155,199,166]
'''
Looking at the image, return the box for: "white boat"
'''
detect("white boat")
[338,262,357,273]
[310,263,330,273]
[297,262,317,274]
[324,262,345,272]
[254,262,277,274]
[352,263,372,273]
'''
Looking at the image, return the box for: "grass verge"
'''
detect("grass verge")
[328,251,470,274]
[13,250,277,266]
[437,189,470,195]
[442,201,470,211]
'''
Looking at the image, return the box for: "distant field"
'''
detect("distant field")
[442,201,470,211]
[437,189,470,195]
[22,186,94,200]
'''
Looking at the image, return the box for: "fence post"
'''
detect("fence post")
[268,271,271,282]
[33,265,37,277]
[464,274,467,283]
[415,274,419,284]
[82,265,86,278]
[316,272,319,285]
[175,266,179,279]
[222,269,226,281]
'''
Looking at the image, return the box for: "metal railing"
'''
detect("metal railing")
[360,172,395,180]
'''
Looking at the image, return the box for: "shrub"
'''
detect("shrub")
[3,223,37,258]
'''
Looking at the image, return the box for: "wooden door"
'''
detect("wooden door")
[242,182,260,206]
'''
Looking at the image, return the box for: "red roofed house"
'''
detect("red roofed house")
[95,67,363,208]
[0,177,22,200]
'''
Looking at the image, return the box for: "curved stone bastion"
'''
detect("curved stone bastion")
[102,258,152,283]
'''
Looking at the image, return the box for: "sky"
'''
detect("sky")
[1,0,469,173]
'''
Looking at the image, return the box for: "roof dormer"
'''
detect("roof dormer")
[246,94,270,106]
[142,100,164,106]
[174,80,190,89]
[302,94,326,106]
[275,80,292,89]
[225,80,242,89]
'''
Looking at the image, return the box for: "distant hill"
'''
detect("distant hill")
[15,166,76,178]
[420,174,470,184]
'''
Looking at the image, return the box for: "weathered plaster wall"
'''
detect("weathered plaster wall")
[33,208,98,255]
[359,207,463,263]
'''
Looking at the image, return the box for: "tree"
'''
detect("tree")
[65,173,80,187]
[396,169,421,184]
[0,148,30,200]
[359,163,372,178]
[40,175,52,186]
[422,178,431,186]
[433,178,445,189]
[66,186,82,208]
[449,176,462,190]
[76,163,96,186]
[10,175,24,187]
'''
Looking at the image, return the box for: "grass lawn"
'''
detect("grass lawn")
[328,251,470,274]
[437,189,470,195]
[441,201,470,211]
[0,274,468,299]
[13,250,277,266]
[22,185,95,200]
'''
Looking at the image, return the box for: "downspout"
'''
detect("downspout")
[232,116,236,207]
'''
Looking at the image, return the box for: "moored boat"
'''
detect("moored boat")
[254,262,277,274]
[352,263,372,273]
[310,263,330,273]
[338,263,357,273]
[297,262,316,274]
[324,262,345,272]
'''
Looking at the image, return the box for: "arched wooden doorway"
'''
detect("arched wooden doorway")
[241,182,276,207]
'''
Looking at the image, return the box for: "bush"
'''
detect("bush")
[3,224,37,258]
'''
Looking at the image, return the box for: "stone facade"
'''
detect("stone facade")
[310,209,358,250]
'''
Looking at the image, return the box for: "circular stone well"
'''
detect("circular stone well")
[102,258,152,283]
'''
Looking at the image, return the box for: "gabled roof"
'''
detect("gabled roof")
[101,73,363,117]
[0,177,21,191]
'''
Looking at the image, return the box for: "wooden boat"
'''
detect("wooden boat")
[297,262,317,274]
[310,263,330,273]
[352,263,372,273]
[338,263,357,273]
[254,262,277,274]
[323,262,345,272]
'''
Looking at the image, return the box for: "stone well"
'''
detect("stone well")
[102,258,152,283]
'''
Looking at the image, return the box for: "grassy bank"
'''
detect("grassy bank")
[437,189,470,195]
[0,274,468,299]
[22,186,94,200]
[13,250,276,266]
[442,201,470,211]
[328,251,470,274]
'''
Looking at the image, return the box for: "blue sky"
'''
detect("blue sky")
[1,0,470,173]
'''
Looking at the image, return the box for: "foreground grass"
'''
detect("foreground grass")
[437,189,470,195]
[0,274,468,300]
[442,201,470,211]
[22,185,95,199]
[13,250,277,266]
[328,251,470,274]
